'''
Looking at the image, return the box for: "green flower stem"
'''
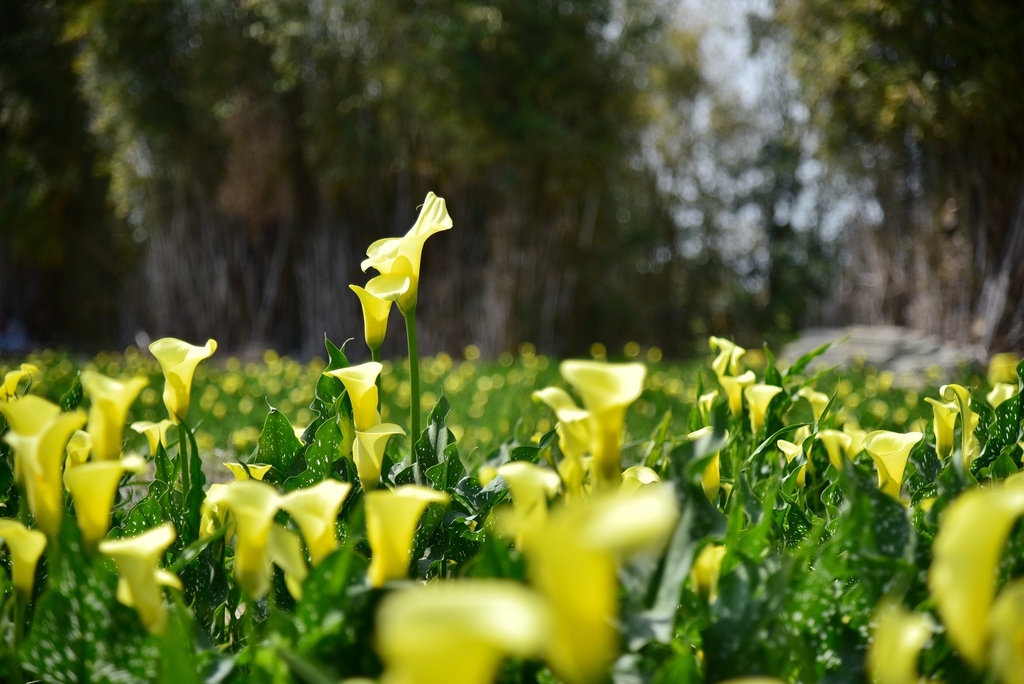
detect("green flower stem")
[404,309,422,484]
[371,347,382,401]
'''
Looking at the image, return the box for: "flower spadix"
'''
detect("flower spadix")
[361,192,452,314]
[0,519,47,599]
[0,395,86,537]
[325,362,382,431]
[99,522,179,635]
[559,360,646,490]
[365,485,449,587]
[863,430,922,499]
[497,461,561,547]
[80,371,148,461]
[929,478,1024,667]
[744,384,782,435]
[375,580,550,684]
[149,337,216,423]
[353,423,406,490]
[867,602,933,684]
[65,454,147,549]
[280,479,352,566]
[523,486,678,683]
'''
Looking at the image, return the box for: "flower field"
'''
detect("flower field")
[0,193,1022,684]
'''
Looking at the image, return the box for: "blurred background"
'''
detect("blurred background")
[2,0,1022,359]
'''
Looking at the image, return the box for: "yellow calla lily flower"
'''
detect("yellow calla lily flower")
[130,419,175,456]
[350,275,410,353]
[361,192,453,314]
[524,486,678,683]
[532,387,591,501]
[353,423,406,490]
[924,396,958,462]
[375,580,550,684]
[929,478,1024,667]
[559,360,646,490]
[365,485,449,587]
[0,363,37,402]
[797,387,829,421]
[0,519,47,599]
[987,382,1017,410]
[719,370,756,418]
[325,362,383,432]
[203,480,287,599]
[776,440,806,487]
[620,465,660,493]
[988,352,1020,385]
[65,454,147,549]
[224,462,273,481]
[697,390,718,423]
[744,384,783,435]
[866,602,933,684]
[815,429,852,470]
[497,461,562,548]
[80,371,148,461]
[940,384,980,469]
[149,338,217,423]
[863,431,922,499]
[65,429,93,470]
[266,523,309,599]
[691,543,727,602]
[280,479,352,566]
[843,423,867,457]
[99,522,178,635]
[0,395,87,537]
[709,336,746,379]
[989,579,1024,684]
[687,426,726,501]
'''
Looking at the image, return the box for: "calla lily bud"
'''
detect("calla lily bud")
[1,395,87,538]
[375,580,550,684]
[325,362,383,432]
[863,431,922,500]
[365,485,449,587]
[280,479,352,566]
[149,338,217,423]
[687,426,726,501]
[929,478,1024,667]
[0,519,47,599]
[776,440,806,487]
[99,523,179,635]
[923,397,957,461]
[81,371,148,461]
[744,384,783,435]
[559,360,646,490]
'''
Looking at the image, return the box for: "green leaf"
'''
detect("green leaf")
[253,407,304,473]
[414,395,459,483]
[784,338,841,379]
[60,372,83,412]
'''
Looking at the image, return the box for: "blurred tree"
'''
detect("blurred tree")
[780,0,1024,352]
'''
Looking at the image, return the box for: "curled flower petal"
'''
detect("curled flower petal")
[989,579,1024,684]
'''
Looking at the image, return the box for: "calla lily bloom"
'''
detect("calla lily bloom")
[867,602,933,684]
[989,579,1024,684]
[130,419,175,456]
[940,384,980,469]
[863,431,922,499]
[203,480,290,599]
[0,519,47,599]
[559,360,646,490]
[497,461,561,547]
[620,465,660,493]
[988,352,1019,385]
[280,479,352,566]
[698,390,718,422]
[776,440,806,487]
[843,423,867,457]
[0,363,37,402]
[361,192,453,314]
[987,383,1017,409]
[533,387,591,501]
[350,276,410,353]
[65,429,93,470]
[691,543,727,602]
[709,336,746,379]
[687,426,726,501]
[924,396,958,462]
[224,462,272,481]
[65,454,147,549]
[325,362,383,432]
[99,522,179,635]
[365,485,449,587]
[524,486,678,683]
[80,371,148,461]
[265,524,309,599]
[0,395,87,537]
[815,429,852,470]
[375,580,550,684]
[744,384,783,435]
[929,478,1024,667]
[719,370,756,418]
[797,387,829,421]
[149,338,217,423]
[353,423,406,490]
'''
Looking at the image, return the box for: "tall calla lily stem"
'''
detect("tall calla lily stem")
[404,308,422,483]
